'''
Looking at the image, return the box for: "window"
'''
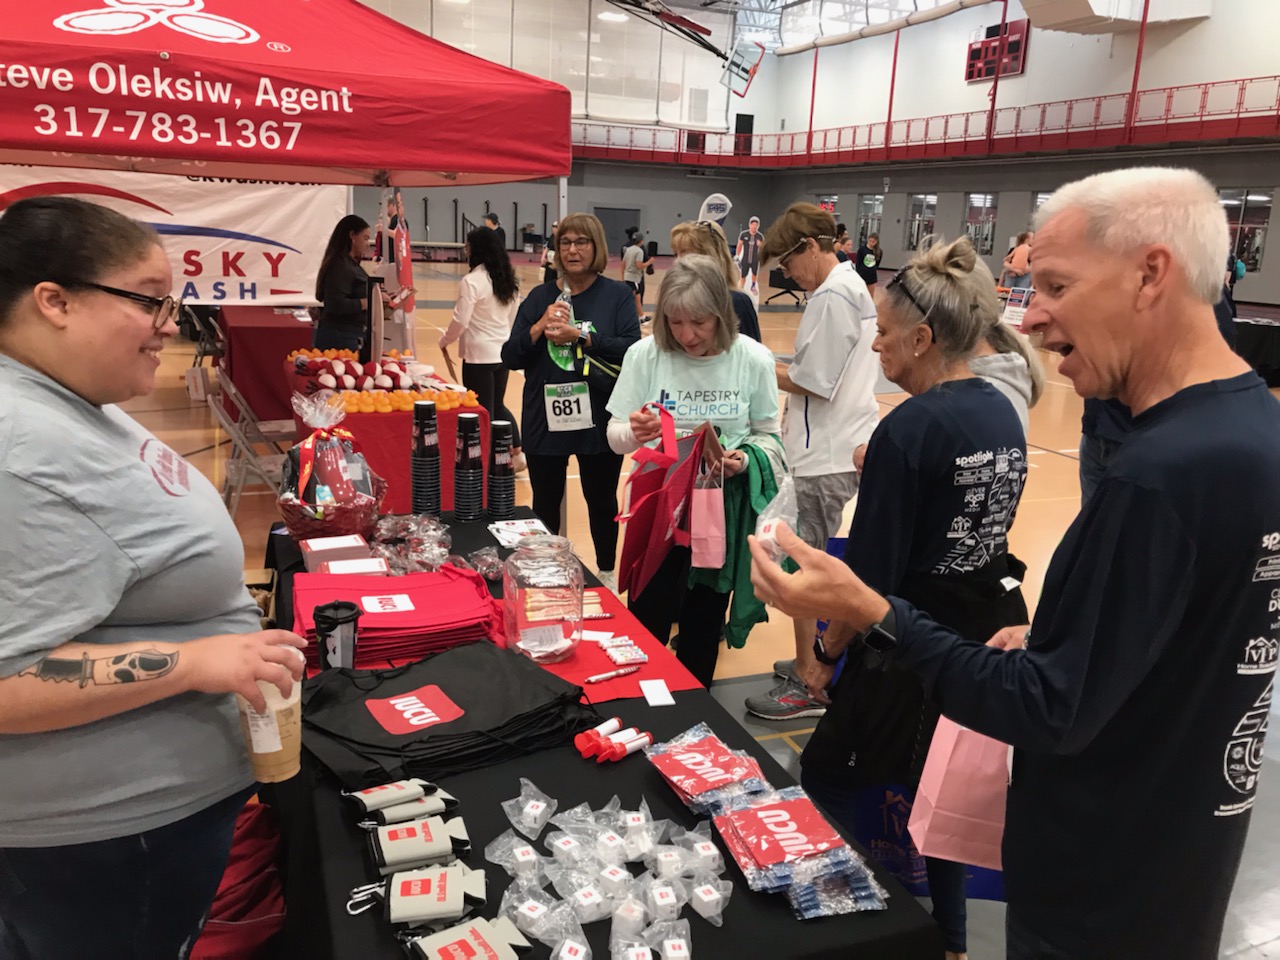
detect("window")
[963,192,998,256]
[1220,188,1271,273]
[1033,191,1053,214]
[857,194,884,244]
[905,193,937,251]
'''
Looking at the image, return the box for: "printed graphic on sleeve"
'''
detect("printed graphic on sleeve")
[1217,678,1272,817]
[935,447,1026,575]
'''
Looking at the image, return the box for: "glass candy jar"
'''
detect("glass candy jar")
[502,535,584,663]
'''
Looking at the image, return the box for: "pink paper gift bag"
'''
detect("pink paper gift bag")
[907,716,1009,871]
[690,460,726,569]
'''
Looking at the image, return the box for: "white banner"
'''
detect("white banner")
[0,165,346,305]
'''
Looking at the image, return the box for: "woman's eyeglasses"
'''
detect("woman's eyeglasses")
[73,281,181,332]
[778,235,836,271]
[558,237,593,250]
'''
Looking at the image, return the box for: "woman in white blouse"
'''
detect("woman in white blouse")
[439,227,524,468]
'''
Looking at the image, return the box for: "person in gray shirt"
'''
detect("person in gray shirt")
[0,197,307,959]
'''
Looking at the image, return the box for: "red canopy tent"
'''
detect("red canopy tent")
[0,0,571,185]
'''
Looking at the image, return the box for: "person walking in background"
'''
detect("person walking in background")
[501,212,641,590]
[439,227,526,472]
[736,216,763,293]
[750,167,1280,960]
[313,215,390,352]
[484,213,506,252]
[746,202,879,722]
[854,233,882,290]
[540,221,559,286]
[607,256,784,686]
[622,232,654,323]
[796,236,1032,960]
[834,223,850,263]
[1002,231,1034,287]
[669,220,762,342]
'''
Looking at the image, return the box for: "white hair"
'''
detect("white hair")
[1034,167,1228,304]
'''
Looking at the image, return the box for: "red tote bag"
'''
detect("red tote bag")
[616,403,708,598]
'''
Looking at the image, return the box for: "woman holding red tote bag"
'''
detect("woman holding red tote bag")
[607,256,783,687]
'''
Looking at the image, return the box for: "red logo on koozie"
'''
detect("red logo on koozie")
[366,685,464,735]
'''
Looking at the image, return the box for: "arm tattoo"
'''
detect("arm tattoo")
[19,650,178,687]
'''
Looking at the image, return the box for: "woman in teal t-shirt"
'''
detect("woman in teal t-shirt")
[607,255,783,685]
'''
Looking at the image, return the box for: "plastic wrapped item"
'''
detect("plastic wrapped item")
[672,824,724,876]
[688,878,732,927]
[639,874,687,923]
[596,863,635,899]
[499,883,562,938]
[546,865,614,924]
[642,920,692,960]
[610,896,648,942]
[754,474,798,563]
[644,846,696,881]
[712,787,860,895]
[501,778,558,840]
[616,800,671,862]
[545,830,593,866]
[445,554,476,572]
[469,546,504,581]
[611,943,652,960]
[484,828,551,887]
[550,802,598,837]
[552,938,593,960]
[644,724,772,817]
[784,868,889,920]
[279,391,385,540]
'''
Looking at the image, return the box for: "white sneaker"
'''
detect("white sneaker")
[596,569,618,594]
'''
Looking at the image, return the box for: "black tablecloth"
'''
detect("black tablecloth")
[1235,318,1280,386]
[262,513,941,959]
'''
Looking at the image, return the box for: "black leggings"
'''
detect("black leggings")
[628,546,730,688]
[525,451,624,573]
[461,362,521,447]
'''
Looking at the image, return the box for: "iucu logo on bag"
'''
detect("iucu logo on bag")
[365,685,464,735]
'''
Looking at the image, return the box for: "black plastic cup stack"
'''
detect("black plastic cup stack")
[411,401,441,515]
[453,412,485,522]
[488,420,516,520]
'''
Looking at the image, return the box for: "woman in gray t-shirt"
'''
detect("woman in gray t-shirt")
[0,197,307,958]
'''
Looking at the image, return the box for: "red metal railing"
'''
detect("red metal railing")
[570,74,1280,169]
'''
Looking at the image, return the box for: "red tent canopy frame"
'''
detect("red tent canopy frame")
[0,0,571,186]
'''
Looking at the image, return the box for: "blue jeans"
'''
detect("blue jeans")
[1078,434,1123,508]
[801,770,968,954]
[312,326,362,352]
[0,788,250,960]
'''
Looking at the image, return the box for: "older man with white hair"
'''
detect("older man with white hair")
[748,167,1280,959]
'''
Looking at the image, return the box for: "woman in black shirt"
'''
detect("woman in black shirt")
[799,235,1030,960]
[313,215,385,352]
[501,212,641,584]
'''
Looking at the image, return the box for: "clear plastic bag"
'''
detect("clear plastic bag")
[642,919,692,959]
[754,473,799,564]
[545,830,595,866]
[638,873,687,923]
[499,883,561,938]
[784,868,889,920]
[483,828,550,887]
[469,546,505,580]
[687,877,732,927]
[545,864,614,924]
[643,724,772,817]
[671,823,724,876]
[500,778,557,840]
[609,896,649,943]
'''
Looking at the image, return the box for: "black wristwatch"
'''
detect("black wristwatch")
[859,606,898,654]
[812,635,841,666]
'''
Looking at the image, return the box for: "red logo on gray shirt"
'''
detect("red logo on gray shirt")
[140,439,191,497]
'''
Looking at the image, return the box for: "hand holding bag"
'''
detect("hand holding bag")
[907,716,1010,871]
[690,456,727,569]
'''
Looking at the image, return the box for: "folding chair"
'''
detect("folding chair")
[207,393,286,519]
[215,365,297,453]
[187,306,225,369]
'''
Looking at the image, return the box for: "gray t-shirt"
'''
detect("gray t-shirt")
[623,244,645,283]
[0,355,257,846]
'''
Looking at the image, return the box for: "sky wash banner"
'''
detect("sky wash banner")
[0,165,345,304]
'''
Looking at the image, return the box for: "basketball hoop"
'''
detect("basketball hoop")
[721,40,765,97]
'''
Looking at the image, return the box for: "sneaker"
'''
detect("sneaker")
[745,677,828,721]
[772,658,799,682]
[596,569,618,594]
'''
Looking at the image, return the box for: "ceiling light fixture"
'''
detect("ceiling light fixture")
[597,11,629,22]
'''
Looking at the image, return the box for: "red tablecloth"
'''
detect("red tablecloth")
[219,305,313,420]
[292,406,490,514]
[539,588,702,704]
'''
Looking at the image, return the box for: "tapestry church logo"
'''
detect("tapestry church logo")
[55,0,260,44]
